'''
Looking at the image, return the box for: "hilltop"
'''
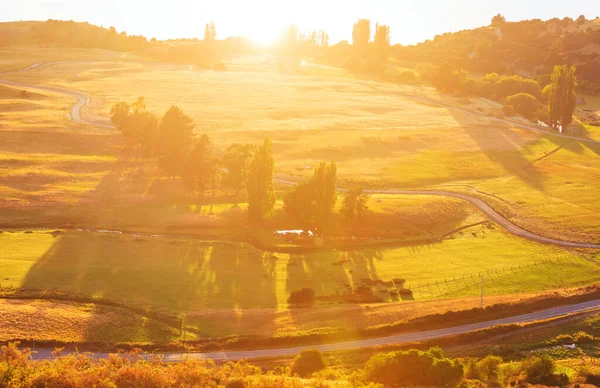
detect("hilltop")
[394,16,600,93]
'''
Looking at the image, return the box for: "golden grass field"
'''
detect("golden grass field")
[3,56,599,243]
[1,48,600,344]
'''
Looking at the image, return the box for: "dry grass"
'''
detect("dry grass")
[0,298,182,343]
[2,56,599,241]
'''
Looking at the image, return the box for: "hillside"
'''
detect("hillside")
[394,16,600,93]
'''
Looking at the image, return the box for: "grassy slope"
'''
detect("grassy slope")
[0,298,183,344]
[3,58,599,242]
[0,230,597,312]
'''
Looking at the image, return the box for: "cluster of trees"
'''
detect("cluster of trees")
[204,21,217,41]
[429,62,578,129]
[365,347,464,387]
[0,20,150,51]
[283,163,369,235]
[3,341,597,386]
[111,98,275,219]
[352,19,392,62]
[395,15,600,92]
[111,99,371,229]
[277,25,330,56]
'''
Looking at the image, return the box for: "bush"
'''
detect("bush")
[287,288,315,306]
[364,348,463,387]
[574,331,595,344]
[474,355,503,382]
[290,349,326,377]
[506,93,540,119]
[214,62,226,71]
[522,355,555,383]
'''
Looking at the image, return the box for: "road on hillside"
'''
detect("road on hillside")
[2,63,600,250]
[29,299,600,361]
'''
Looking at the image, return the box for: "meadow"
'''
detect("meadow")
[0,229,598,341]
[1,49,600,346]
[3,58,600,243]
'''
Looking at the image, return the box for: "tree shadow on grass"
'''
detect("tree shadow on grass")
[20,233,279,341]
[438,94,547,191]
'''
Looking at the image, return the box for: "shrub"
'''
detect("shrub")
[522,355,555,383]
[506,93,540,119]
[290,349,326,377]
[214,62,226,71]
[364,348,463,387]
[287,288,315,306]
[474,355,503,382]
[573,331,595,344]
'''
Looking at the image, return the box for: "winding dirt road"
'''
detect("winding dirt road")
[29,299,600,361]
[2,61,600,249]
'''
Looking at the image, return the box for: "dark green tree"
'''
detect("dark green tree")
[284,161,337,234]
[221,143,255,198]
[374,24,391,62]
[548,65,577,131]
[352,19,371,55]
[340,187,369,227]
[182,134,215,199]
[247,138,276,223]
[110,97,159,155]
[491,14,506,27]
[156,106,195,176]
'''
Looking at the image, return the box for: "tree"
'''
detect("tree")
[247,138,276,223]
[290,349,325,377]
[156,106,195,175]
[506,93,540,119]
[204,24,211,40]
[491,14,506,27]
[352,19,371,55]
[182,134,216,200]
[210,21,216,40]
[110,97,159,154]
[340,187,369,228]
[365,348,463,388]
[374,24,391,62]
[284,162,337,234]
[577,15,587,26]
[318,30,329,47]
[221,143,255,198]
[548,65,577,131]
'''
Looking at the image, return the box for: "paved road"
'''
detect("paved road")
[29,299,600,361]
[2,61,600,249]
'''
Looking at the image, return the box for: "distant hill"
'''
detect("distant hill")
[0,20,259,68]
[394,16,600,93]
[0,20,148,51]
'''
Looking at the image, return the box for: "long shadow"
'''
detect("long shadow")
[438,94,547,191]
[20,233,279,341]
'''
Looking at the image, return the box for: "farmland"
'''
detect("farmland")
[0,48,599,347]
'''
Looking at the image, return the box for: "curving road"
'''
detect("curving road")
[2,62,600,249]
[29,298,600,361]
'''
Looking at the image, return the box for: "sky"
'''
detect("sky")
[1,0,599,45]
